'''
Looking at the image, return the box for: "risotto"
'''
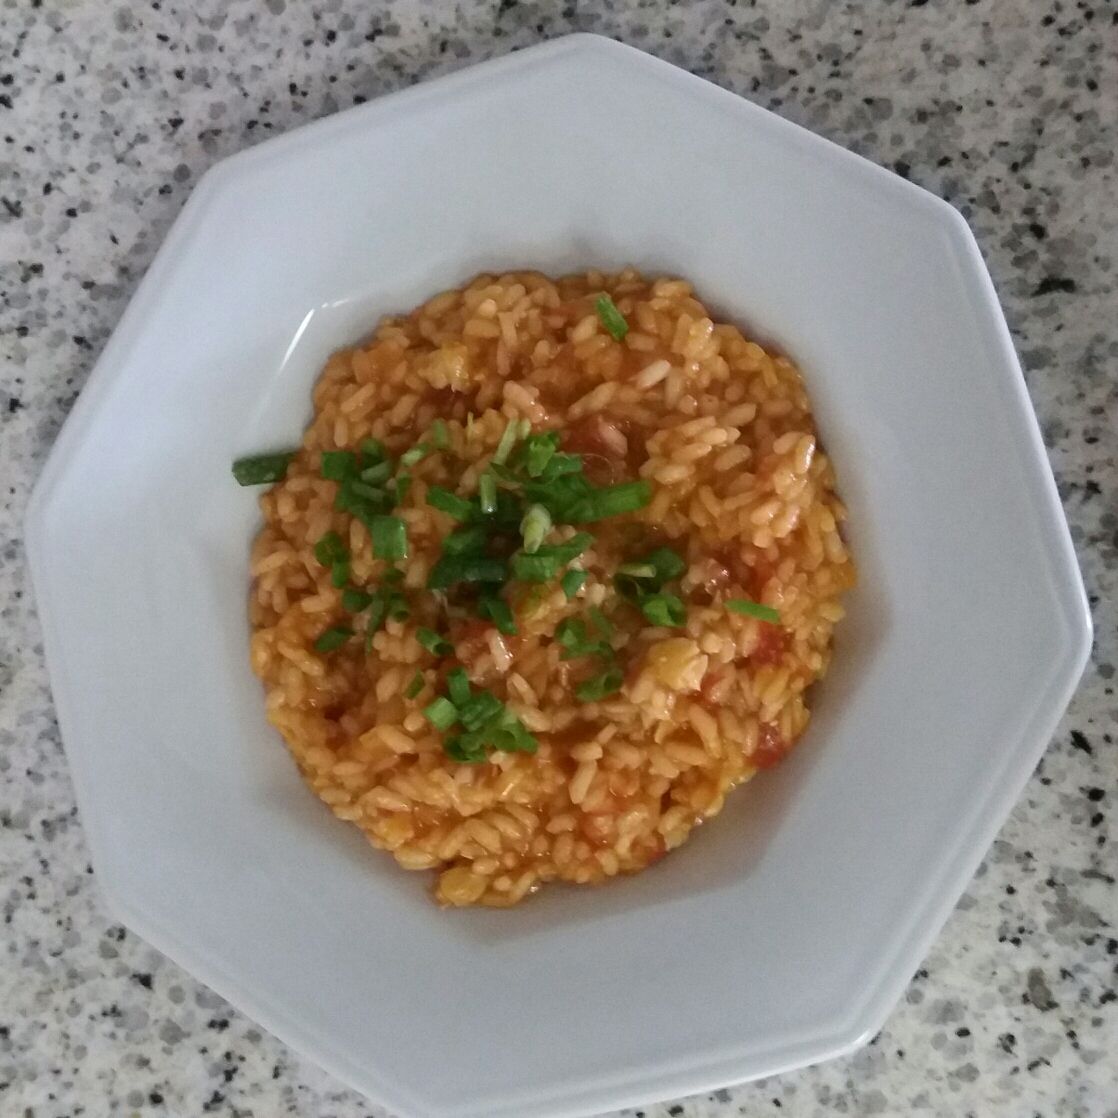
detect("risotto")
[236,269,855,907]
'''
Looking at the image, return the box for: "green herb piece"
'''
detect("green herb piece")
[576,666,624,702]
[385,590,410,621]
[617,562,656,579]
[417,627,453,657]
[427,554,508,590]
[594,293,629,341]
[342,587,373,612]
[321,450,359,481]
[521,432,560,478]
[392,473,413,504]
[588,605,613,637]
[646,546,687,582]
[491,419,520,466]
[640,592,686,628]
[427,486,474,520]
[510,552,562,582]
[370,515,408,561]
[348,479,389,503]
[423,696,459,732]
[404,672,425,699]
[520,503,552,554]
[330,561,351,588]
[478,471,497,515]
[313,531,348,567]
[444,733,489,764]
[726,598,781,623]
[442,525,489,556]
[400,444,429,467]
[458,690,504,732]
[555,617,609,660]
[359,460,393,485]
[430,419,449,449]
[561,569,588,599]
[314,626,353,653]
[478,594,517,635]
[569,479,651,522]
[360,438,387,462]
[232,451,296,486]
[447,667,472,707]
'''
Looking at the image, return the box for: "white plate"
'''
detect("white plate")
[26,34,1090,1118]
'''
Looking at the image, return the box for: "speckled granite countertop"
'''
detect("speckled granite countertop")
[1,1,1115,1116]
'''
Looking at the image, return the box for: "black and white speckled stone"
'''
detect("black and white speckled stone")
[1,1,1115,1115]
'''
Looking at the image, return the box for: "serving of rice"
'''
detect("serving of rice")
[246,269,855,907]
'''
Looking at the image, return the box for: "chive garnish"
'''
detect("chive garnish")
[640,592,686,628]
[510,552,562,582]
[444,734,490,764]
[359,460,393,485]
[321,450,358,481]
[313,531,348,567]
[446,667,471,707]
[404,672,425,699]
[314,626,353,653]
[430,419,449,449]
[370,515,408,560]
[427,554,509,590]
[491,419,520,466]
[427,486,474,520]
[478,471,497,515]
[519,503,551,554]
[330,561,351,588]
[232,451,296,486]
[726,599,781,623]
[569,480,651,522]
[594,294,629,341]
[561,569,587,599]
[342,587,373,612]
[478,594,516,635]
[392,473,413,503]
[423,696,459,732]
[400,444,429,467]
[458,690,504,732]
[442,525,489,555]
[576,666,624,702]
[617,562,656,579]
[360,438,387,461]
[417,627,453,656]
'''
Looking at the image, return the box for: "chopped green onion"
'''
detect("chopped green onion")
[359,460,393,485]
[330,561,351,588]
[561,569,587,599]
[522,432,560,478]
[360,438,387,462]
[442,525,489,555]
[348,479,389,503]
[646,547,687,582]
[617,562,656,579]
[555,617,609,660]
[423,696,459,732]
[478,471,497,515]
[417,627,453,656]
[491,419,520,466]
[427,486,474,520]
[576,666,624,702]
[370,515,408,561]
[594,293,629,341]
[314,626,353,653]
[342,587,373,612]
[321,450,358,481]
[726,598,781,623]
[458,690,504,732]
[430,419,449,449]
[640,592,686,628]
[447,667,472,706]
[443,733,489,764]
[392,473,413,503]
[569,479,651,522]
[478,595,517,635]
[404,672,425,700]
[588,606,613,637]
[427,554,509,590]
[510,552,562,582]
[313,531,348,567]
[232,451,296,486]
[400,444,429,467]
[520,503,552,554]
[385,591,410,621]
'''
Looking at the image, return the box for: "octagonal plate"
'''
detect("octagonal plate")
[26,34,1089,1118]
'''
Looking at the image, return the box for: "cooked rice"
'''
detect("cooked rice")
[248,269,855,907]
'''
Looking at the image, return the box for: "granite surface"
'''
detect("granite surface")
[1,1,1116,1116]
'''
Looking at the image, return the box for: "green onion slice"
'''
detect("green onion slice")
[423,696,459,732]
[726,598,781,623]
[370,515,408,561]
[561,569,587,599]
[569,480,651,522]
[446,667,472,707]
[640,592,686,628]
[417,627,453,656]
[594,294,629,341]
[404,672,425,699]
[314,626,353,653]
[232,451,296,486]
[427,486,474,520]
[313,531,348,567]
[427,554,509,590]
[576,666,624,702]
[520,503,552,554]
